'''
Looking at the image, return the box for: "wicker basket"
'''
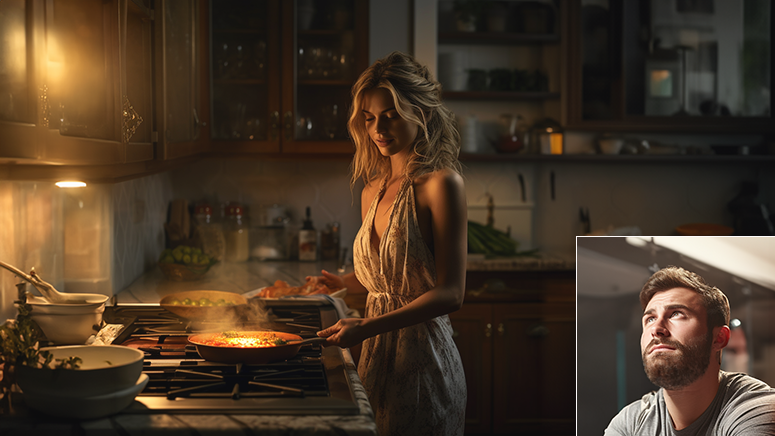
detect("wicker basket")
[158,261,214,281]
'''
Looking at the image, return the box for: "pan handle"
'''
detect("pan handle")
[288,337,328,346]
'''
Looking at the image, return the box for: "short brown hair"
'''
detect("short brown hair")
[640,266,730,331]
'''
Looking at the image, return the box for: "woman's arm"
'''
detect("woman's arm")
[318,169,467,348]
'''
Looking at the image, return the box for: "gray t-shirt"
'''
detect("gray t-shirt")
[605,372,775,435]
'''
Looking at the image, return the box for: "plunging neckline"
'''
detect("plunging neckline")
[369,177,408,256]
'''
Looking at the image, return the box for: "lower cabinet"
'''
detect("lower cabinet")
[450,300,576,435]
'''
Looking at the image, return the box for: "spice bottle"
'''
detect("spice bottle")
[298,206,317,261]
[224,202,250,262]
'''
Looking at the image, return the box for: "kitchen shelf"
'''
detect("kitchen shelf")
[212,29,266,35]
[438,31,559,44]
[214,79,266,85]
[459,152,775,163]
[297,79,353,86]
[298,29,353,37]
[443,91,559,101]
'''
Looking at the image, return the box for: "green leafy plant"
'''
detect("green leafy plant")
[0,283,81,414]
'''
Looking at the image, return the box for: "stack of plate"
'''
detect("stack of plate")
[16,345,147,419]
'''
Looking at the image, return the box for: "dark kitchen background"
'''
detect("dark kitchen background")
[578,236,775,435]
[0,0,773,434]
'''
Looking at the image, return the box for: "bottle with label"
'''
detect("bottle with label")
[298,206,317,261]
[224,202,250,262]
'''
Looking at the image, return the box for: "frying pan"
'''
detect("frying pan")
[160,290,248,320]
[187,331,327,364]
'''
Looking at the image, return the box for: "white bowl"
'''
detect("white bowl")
[28,304,105,345]
[16,345,144,398]
[598,138,624,155]
[26,293,108,306]
[26,298,106,344]
[23,373,148,419]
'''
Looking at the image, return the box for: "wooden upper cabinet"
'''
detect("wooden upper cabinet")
[0,0,41,162]
[0,0,154,165]
[155,0,210,160]
[566,0,775,133]
[210,0,368,155]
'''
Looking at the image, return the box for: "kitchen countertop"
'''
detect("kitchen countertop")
[0,350,378,436]
[465,251,574,271]
[1,254,573,433]
[0,259,378,435]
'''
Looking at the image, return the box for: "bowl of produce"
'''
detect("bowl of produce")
[160,290,248,320]
[26,298,106,344]
[158,245,217,281]
[15,345,145,398]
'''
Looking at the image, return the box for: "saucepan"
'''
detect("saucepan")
[188,331,326,364]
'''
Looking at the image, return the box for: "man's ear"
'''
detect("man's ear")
[713,325,731,351]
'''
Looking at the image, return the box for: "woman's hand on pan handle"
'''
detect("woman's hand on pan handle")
[317,317,371,349]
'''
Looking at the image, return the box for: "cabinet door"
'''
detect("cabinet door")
[566,0,774,133]
[0,0,43,162]
[280,0,368,154]
[40,0,153,164]
[448,303,493,435]
[210,0,281,153]
[155,0,209,160]
[493,302,576,435]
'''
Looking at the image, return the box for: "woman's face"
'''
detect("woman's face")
[361,87,419,157]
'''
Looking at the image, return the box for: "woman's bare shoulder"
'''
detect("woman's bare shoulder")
[415,168,464,195]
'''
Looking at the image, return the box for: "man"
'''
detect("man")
[605,266,775,435]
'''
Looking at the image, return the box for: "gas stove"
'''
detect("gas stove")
[102,299,360,415]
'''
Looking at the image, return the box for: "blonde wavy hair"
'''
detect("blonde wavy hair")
[348,51,462,190]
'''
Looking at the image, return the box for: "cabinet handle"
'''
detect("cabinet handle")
[284,111,293,141]
[270,111,279,140]
[497,323,505,336]
[485,323,492,338]
[193,108,205,127]
[452,329,459,339]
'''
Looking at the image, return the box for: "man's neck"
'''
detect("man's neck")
[663,369,723,430]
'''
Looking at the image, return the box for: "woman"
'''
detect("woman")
[312,51,467,436]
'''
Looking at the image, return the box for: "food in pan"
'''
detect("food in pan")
[196,331,289,348]
[167,297,237,307]
[256,277,344,298]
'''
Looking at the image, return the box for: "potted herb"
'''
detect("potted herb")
[0,283,80,414]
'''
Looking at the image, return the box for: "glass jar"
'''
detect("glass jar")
[224,202,250,262]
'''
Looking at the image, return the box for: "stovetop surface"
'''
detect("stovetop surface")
[102,301,359,415]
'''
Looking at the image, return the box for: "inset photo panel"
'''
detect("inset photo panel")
[577,236,775,435]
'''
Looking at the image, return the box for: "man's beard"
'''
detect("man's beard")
[642,333,713,390]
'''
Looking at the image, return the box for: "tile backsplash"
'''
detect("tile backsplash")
[111,173,174,292]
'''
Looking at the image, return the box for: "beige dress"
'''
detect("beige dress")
[353,176,467,436]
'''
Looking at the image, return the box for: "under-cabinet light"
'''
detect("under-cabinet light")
[55,181,87,188]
